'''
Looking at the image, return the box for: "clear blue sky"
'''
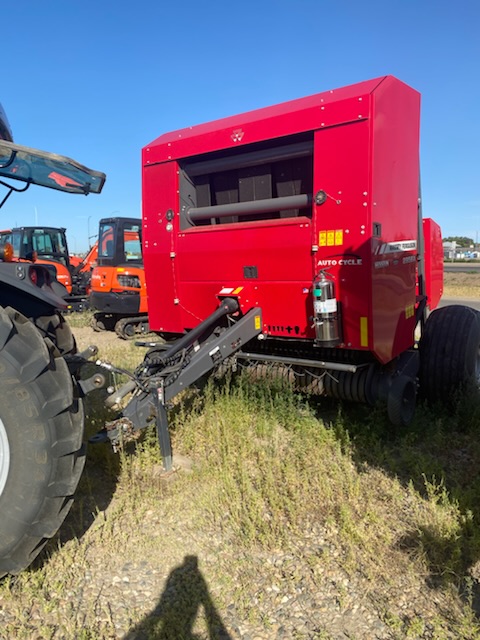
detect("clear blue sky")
[1,0,479,252]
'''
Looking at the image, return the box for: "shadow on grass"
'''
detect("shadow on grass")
[123,555,232,640]
[319,389,480,615]
[154,371,480,621]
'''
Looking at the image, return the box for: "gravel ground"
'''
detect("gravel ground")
[0,504,464,640]
[104,526,455,640]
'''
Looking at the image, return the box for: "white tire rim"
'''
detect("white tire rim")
[0,418,10,496]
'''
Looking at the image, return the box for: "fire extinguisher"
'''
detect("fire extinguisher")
[312,270,342,346]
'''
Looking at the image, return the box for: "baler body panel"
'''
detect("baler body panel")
[177,218,313,338]
[422,217,443,310]
[311,119,372,353]
[370,77,421,361]
[143,78,381,165]
[142,162,182,331]
[143,75,422,364]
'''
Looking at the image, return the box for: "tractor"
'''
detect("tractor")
[0,225,95,311]
[0,105,106,577]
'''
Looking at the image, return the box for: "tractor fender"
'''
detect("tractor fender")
[0,262,67,317]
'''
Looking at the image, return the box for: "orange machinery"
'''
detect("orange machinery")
[0,226,96,310]
[89,217,148,338]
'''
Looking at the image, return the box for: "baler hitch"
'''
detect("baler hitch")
[95,298,263,471]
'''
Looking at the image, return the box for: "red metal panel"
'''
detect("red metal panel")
[311,119,372,351]
[422,217,443,310]
[370,77,421,362]
[176,218,313,332]
[142,161,182,332]
[144,78,387,165]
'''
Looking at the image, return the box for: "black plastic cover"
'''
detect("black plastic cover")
[0,140,105,195]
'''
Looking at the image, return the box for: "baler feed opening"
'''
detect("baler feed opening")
[179,135,314,228]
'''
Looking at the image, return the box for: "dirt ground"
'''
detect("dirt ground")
[74,324,129,350]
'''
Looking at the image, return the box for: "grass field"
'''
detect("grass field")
[2,289,480,637]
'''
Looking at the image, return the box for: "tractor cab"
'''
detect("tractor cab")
[0,226,69,266]
[97,217,143,267]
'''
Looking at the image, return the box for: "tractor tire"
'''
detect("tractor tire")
[0,306,85,578]
[419,304,480,403]
[33,311,77,356]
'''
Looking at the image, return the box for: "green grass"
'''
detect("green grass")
[66,309,95,328]
[3,317,480,637]
[124,370,480,636]
[174,374,480,636]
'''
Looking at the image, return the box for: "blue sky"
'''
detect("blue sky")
[1,0,479,252]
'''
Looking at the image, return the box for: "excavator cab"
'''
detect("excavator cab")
[90,217,148,338]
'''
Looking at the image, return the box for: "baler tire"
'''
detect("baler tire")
[387,375,416,427]
[419,304,480,403]
[0,307,85,578]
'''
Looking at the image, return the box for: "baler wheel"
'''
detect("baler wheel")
[419,305,480,403]
[387,375,416,427]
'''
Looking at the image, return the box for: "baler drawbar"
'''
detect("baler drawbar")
[93,297,263,470]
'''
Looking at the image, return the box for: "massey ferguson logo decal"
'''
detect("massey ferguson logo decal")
[231,129,244,142]
[317,253,363,267]
[375,240,417,254]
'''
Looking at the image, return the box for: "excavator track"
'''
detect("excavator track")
[91,313,117,332]
[115,315,151,340]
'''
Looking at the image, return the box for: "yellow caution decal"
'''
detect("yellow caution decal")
[360,317,368,347]
[319,229,344,247]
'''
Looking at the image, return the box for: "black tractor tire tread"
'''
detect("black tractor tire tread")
[0,306,85,578]
[34,311,77,356]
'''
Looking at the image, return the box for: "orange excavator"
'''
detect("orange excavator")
[70,241,99,275]
[89,216,149,338]
[0,226,98,310]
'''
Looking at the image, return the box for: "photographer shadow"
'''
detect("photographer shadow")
[123,555,232,640]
